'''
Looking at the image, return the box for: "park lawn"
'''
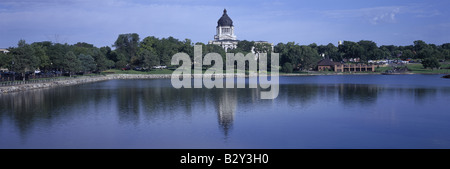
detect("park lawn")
[407,63,450,74]
[375,66,393,72]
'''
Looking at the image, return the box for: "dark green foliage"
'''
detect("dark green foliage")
[275,42,321,71]
[32,43,51,70]
[282,62,293,73]
[4,35,450,79]
[78,54,96,72]
[236,40,254,53]
[10,40,40,81]
[61,51,81,76]
[422,58,440,69]
[138,49,159,69]
[114,33,140,61]
[0,52,13,69]
[317,43,340,61]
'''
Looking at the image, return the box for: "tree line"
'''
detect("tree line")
[274,40,450,72]
[1,33,449,80]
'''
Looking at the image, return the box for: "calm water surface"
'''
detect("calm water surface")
[1,75,449,148]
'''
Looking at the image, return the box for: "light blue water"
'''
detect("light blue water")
[0,74,449,148]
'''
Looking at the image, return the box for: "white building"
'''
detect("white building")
[208,9,238,52]
[0,49,9,54]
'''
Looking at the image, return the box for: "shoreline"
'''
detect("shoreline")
[0,72,448,94]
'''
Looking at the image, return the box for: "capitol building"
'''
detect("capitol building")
[208,9,239,52]
[208,9,273,54]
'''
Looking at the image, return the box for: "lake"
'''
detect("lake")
[1,74,449,148]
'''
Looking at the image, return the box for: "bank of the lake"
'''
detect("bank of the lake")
[0,74,170,94]
[1,71,449,94]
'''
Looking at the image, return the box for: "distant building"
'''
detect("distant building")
[317,58,375,72]
[208,9,238,52]
[208,9,274,54]
[334,64,375,72]
[0,49,9,54]
[317,58,338,71]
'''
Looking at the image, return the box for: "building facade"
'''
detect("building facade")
[317,58,338,71]
[0,49,9,54]
[208,9,238,52]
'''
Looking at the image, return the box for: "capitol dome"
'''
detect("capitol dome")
[209,9,238,52]
[217,9,233,27]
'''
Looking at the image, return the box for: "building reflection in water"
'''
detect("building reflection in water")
[1,78,448,143]
[214,88,238,137]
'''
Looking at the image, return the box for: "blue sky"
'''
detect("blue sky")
[1,0,449,48]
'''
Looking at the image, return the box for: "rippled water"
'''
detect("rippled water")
[1,75,449,148]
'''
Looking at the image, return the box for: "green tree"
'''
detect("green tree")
[441,49,450,60]
[357,40,378,62]
[201,44,226,69]
[114,33,140,62]
[422,58,440,69]
[380,45,398,58]
[31,43,51,70]
[139,49,159,69]
[417,47,434,59]
[100,46,114,61]
[116,60,128,69]
[11,40,40,81]
[236,40,255,53]
[393,50,403,59]
[308,43,318,49]
[72,42,95,56]
[47,43,71,70]
[91,48,114,71]
[61,51,81,77]
[78,54,96,73]
[282,62,293,73]
[339,41,364,61]
[318,43,340,61]
[372,48,385,60]
[402,49,415,60]
[140,36,159,54]
[299,45,321,71]
[180,38,194,58]
[0,52,13,70]
[414,40,428,52]
[275,42,302,70]
[253,42,272,54]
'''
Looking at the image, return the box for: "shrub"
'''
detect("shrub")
[282,62,293,73]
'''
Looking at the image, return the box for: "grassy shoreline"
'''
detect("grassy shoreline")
[2,63,449,87]
[101,63,450,76]
[2,68,449,94]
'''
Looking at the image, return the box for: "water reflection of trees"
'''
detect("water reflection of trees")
[140,87,196,120]
[0,85,101,137]
[281,84,320,108]
[117,87,141,125]
[276,84,444,108]
[2,79,449,141]
[337,84,380,106]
